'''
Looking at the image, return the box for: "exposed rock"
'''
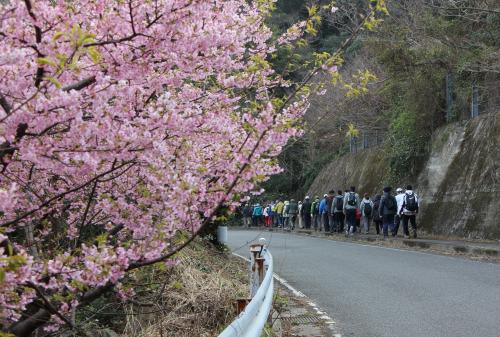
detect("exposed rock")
[306,113,500,239]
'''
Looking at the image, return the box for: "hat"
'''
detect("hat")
[305,196,310,199]
[323,194,328,197]
[396,188,403,193]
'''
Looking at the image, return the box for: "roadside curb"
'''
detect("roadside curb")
[235,227,500,263]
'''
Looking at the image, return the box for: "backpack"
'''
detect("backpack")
[335,196,344,211]
[385,196,396,212]
[364,201,372,217]
[347,192,356,206]
[315,202,320,213]
[405,193,418,212]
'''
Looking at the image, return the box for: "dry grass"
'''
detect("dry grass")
[120,240,248,337]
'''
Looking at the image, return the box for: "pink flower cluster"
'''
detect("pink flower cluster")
[0,0,309,331]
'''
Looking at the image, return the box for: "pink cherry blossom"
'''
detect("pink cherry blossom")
[0,0,311,334]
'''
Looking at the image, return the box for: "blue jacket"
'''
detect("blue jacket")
[252,205,263,216]
[319,198,327,214]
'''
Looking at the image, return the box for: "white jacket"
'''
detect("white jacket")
[401,191,419,215]
[395,193,405,215]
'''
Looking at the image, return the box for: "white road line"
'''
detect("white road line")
[232,251,341,336]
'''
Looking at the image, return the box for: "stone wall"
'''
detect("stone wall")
[306,113,500,239]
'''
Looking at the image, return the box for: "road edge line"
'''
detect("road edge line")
[232,252,341,336]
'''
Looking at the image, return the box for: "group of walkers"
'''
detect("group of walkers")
[242,185,420,239]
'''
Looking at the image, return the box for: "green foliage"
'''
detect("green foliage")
[386,109,428,184]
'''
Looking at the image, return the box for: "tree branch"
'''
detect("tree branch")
[62,76,96,92]
[0,92,12,114]
[1,161,136,228]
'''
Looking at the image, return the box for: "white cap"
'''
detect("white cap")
[396,188,403,193]
[324,194,328,197]
[305,196,310,199]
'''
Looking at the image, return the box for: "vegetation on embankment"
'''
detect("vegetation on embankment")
[262,0,499,200]
[74,238,247,337]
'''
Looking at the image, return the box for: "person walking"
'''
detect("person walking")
[326,190,335,233]
[242,203,252,228]
[343,186,360,236]
[360,193,374,234]
[270,200,277,227]
[298,201,303,229]
[393,188,405,237]
[252,203,263,227]
[263,204,272,227]
[311,196,320,231]
[372,193,383,235]
[282,200,290,229]
[319,194,328,232]
[302,196,312,229]
[401,185,419,238]
[332,190,344,233]
[288,199,298,230]
[379,187,397,239]
[275,199,284,228]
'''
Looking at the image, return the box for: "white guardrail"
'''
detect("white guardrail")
[219,244,273,337]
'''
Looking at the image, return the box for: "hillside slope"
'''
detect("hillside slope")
[307,113,500,239]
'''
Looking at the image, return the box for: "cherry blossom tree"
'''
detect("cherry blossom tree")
[0,0,386,335]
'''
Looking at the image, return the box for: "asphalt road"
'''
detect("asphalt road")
[228,230,500,337]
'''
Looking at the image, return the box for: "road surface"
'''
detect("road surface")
[228,230,500,337]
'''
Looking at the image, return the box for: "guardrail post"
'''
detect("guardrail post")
[219,242,273,337]
[256,257,265,286]
[249,243,263,297]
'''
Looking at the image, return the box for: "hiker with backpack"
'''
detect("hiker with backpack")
[319,194,329,232]
[401,185,419,238]
[242,203,252,228]
[372,193,383,235]
[298,201,303,229]
[343,186,360,236]
[360,193,374,234]
[326,190,336,233]
[311,196,320,230]
[275,199,284,227]
[288,199,298,230]
[332,190,344,233]
[252,203,263,227]
[379,187,398,239]
[263,203,270,227]
[302,196,312,229]
[393,187,405,237]
[282,200,290,229]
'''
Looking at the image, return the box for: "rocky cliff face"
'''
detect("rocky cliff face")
[306,113,500,239]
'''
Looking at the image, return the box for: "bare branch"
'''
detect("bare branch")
[0,92,12,114]
[62,76,96,92]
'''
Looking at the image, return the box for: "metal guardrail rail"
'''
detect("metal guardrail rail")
[219,245,273,337]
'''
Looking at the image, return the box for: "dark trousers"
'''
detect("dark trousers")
[383,214,395,237]
[312,214,319,230]
[333,212,344,232]
[322,213,330,232]
[402,214,417,238]
[374,220,382,235]
[393,215,401,236]
[252,215,262,227]
[345,209,356,233]
[304,213,311,229]
[328,213,335,232]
